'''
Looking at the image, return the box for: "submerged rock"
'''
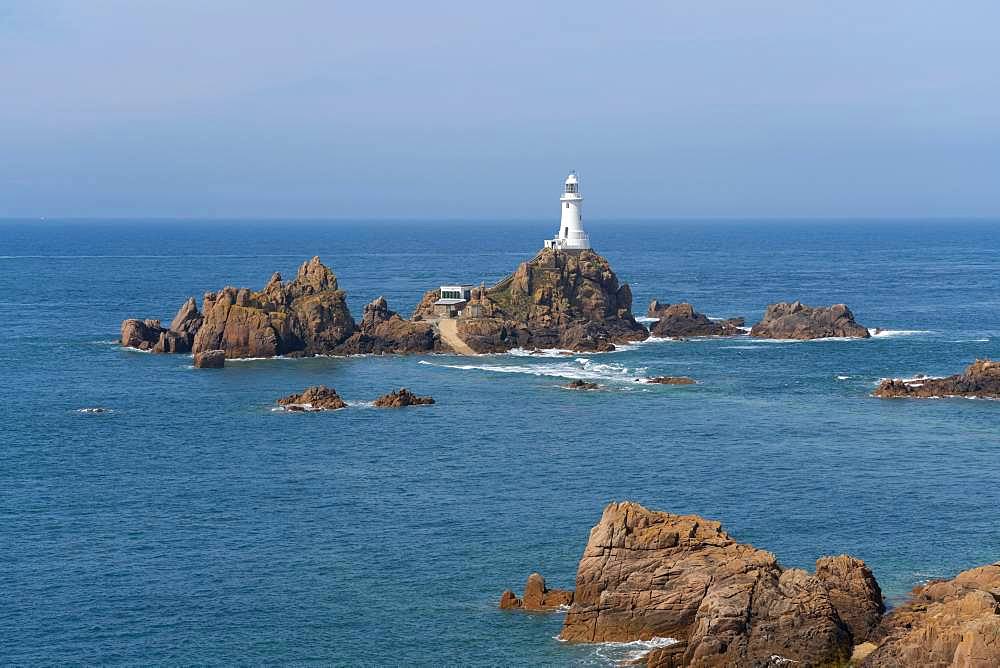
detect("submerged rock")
[645,376,696,385]
[563,379,600,390]
[861,562,1000,667]
[874,358,1000,399]
[193,350,225,368]
[499,573,574,611]
[750,301,870,339]
[555,502,881,666]
[372,388,434,408]
[647,301,745,338]
[277,385,346,411]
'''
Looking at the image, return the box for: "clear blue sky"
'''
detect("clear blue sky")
[1,1,998,219]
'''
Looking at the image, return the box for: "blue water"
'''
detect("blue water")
[2,220,999,665]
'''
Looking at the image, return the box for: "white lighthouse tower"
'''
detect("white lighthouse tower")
[544,171,591,251]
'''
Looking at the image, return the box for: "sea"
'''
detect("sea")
[2,219,999,666]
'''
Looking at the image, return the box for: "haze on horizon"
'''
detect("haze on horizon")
[1,1,998,220]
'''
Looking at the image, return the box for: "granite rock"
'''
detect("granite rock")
[750,301,870,339]
[874,359,1000,399]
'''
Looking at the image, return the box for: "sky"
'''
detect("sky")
[0,1,998,219]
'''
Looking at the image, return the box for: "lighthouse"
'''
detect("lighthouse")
[544,172,591,251]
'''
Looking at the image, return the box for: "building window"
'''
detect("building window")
[565,202,569,208]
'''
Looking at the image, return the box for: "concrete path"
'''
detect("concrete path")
[436,318,477,355]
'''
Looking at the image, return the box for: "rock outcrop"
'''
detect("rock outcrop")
[647,302,745,338]
[277,385,347,411]
[645,376,696,385]
[336,296,438,355]
[193,257,356,358]
[750,301,870,339]
[557,502,882,667]
[372,388,434,408]
[861,562,1000,667]
[123,258,443,359]
[874,359,1000,399]
[499,573,574,611]
[815,555,885,643]
[416,248,648,353]
[120,297,204,353]
[193,350,225,368]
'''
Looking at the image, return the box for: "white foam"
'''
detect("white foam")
[419,357,648,384]
[345,400,375,408]
[870,329,932,338]
[836,375,851,380]
[635,316,659,324]
[580,636,680,664]
[120,345,153,353]
[275,402,346,412]
[507,347,577,358]
[76,407,112,414]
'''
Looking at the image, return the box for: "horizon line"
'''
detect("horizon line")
[2,215,999,223]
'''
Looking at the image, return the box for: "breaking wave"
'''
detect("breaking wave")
[554,636,678,665]
[76,407,112,414]
[419,357,648,384]
[870,329,933,338]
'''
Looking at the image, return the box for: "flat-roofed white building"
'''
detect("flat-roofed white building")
[434,285,474,318]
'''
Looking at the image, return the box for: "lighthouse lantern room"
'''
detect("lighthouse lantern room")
[544,171,591,251]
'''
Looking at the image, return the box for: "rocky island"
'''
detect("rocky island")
[501,501,1000,667]
[874,358,1000,399]
[121,249,646,360]
[750,301,870,339]
[372,388,434,407]
[276,385,347,411]
[647,301,745,338]
[414,247,648,353]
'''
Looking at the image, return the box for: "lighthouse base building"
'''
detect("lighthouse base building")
[544,171,590,251]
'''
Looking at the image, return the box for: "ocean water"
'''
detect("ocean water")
[2,219,999,666]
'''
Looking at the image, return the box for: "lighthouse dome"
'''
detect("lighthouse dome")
[564,172,578,184]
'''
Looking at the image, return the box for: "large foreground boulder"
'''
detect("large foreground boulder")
[750,301,870,339]
[861,562,1000,667]
[647,302,745,338]
[557,502,882,666]
[874,359,1000,399]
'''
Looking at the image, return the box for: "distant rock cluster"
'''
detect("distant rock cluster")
[122,251,647,359]
[644,299,870,341]
[275,386,434,411]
